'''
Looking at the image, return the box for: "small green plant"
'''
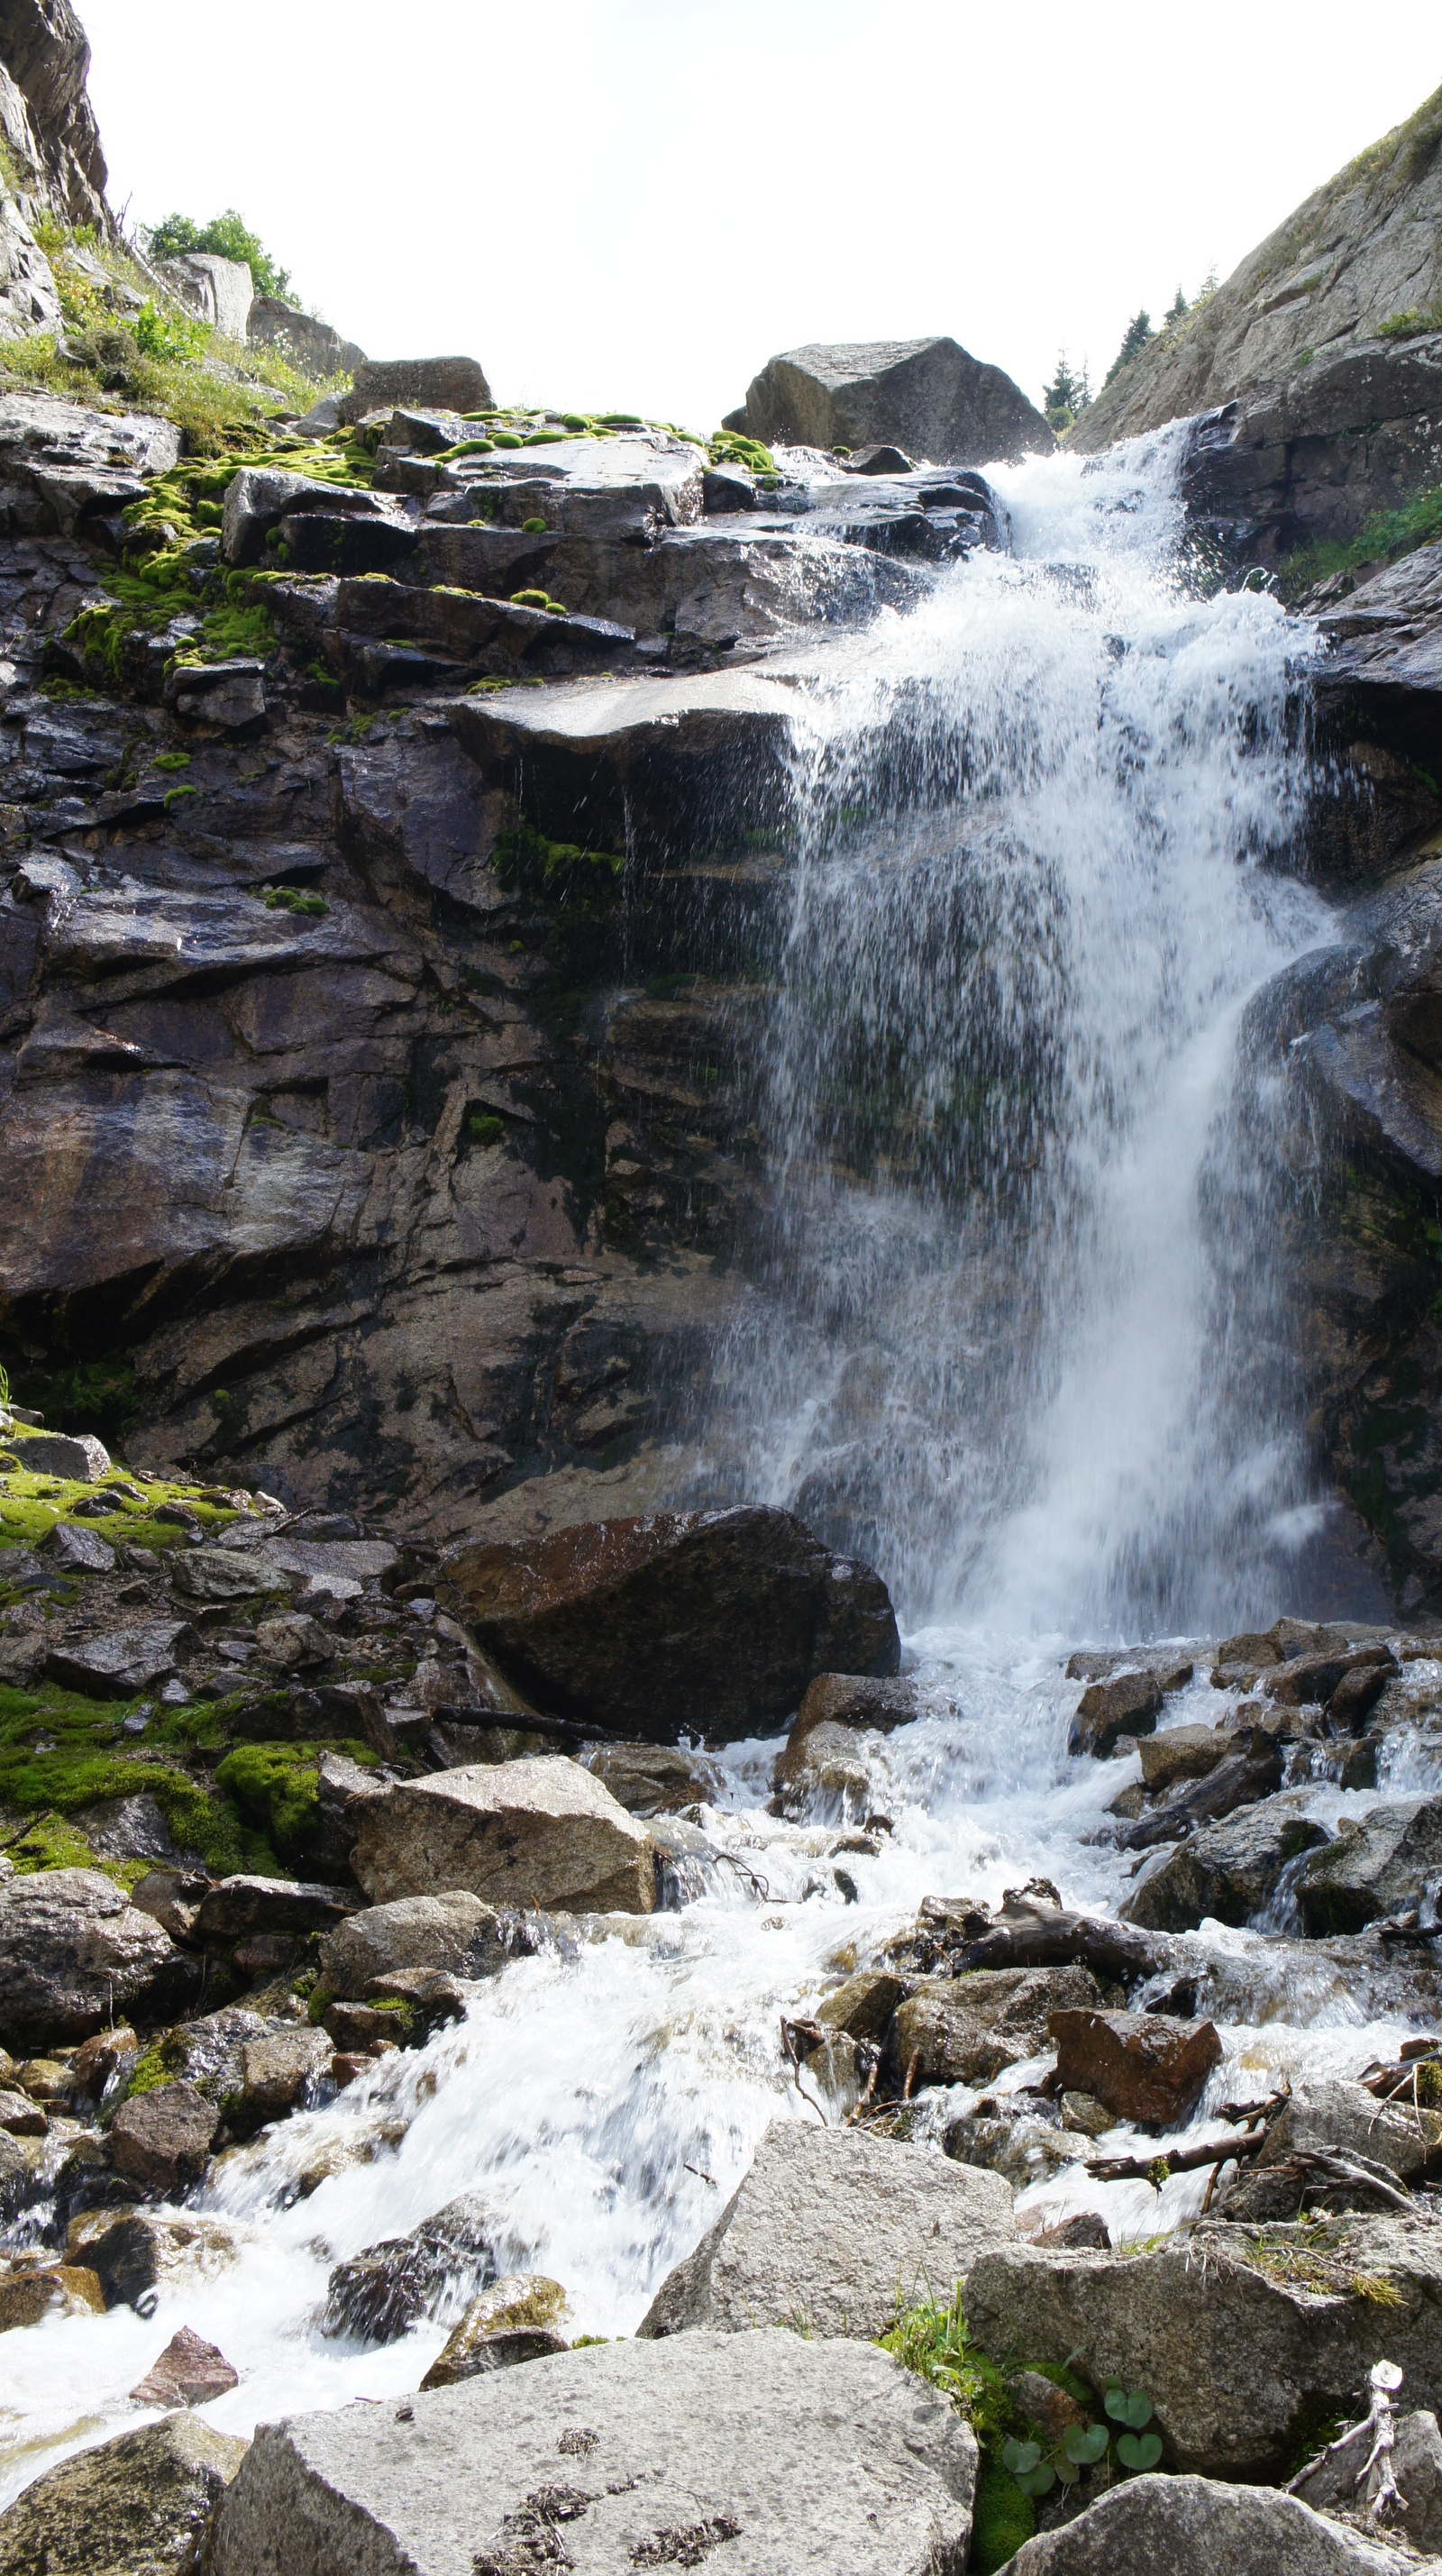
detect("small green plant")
[133,300,211,366]
[163,783,198,811]
[467,1112,505,1148]
[521,516,547,534]
[152,752,191,772]
[1379,302,1442,340]
[509,588,569,616]
[709,428,777,477]
[1105,2384,1163,2472]
[491,814,625,905]
[260,884,328,917]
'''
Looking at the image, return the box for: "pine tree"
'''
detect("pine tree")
[1164,285,1189,327]
[1103,310,1155,388]
[1042,349,1090,429]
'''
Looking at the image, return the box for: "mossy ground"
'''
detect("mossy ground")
[0,1436,372,1879]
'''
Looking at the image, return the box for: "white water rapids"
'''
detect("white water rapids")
[3,425,1427,2505]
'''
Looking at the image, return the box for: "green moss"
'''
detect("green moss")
[260,885,328,917]
[124,2041,175,2097]
[4,1809,96,1875]
[508,589,568,616]
[491,814,625,905]
[214,1740,373,1864]
[306,1982,335,2025]
[708,430,777,477]
[971,2457,1036,2573]
[152,752,191,773]
[467,1113,506,1148]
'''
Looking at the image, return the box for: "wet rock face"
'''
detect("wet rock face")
[1119,1796,1328,1933]
[732,336,1054,466]
[208,2331,978,2576]
[891,1965,1103,2087]
[0,2413,248,2576]
[1296,1798,1442,1934]
[109,2081,219,2196]
[323,2189,499,2343]
[442,1508,900,1741]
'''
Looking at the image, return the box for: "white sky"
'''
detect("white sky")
[79,2,1440,430]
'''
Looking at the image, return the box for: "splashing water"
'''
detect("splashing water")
[705,425,1332,1632]
[5,427,1408,2507]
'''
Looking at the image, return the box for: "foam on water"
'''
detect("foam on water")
[2,429,1409,2506]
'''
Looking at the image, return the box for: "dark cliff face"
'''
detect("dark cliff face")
[0,0,107,230]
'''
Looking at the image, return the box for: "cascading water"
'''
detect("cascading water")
[704,422,1335,1633]
[5,424,1426,2507]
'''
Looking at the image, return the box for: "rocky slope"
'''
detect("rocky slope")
[1072,86,1442,571]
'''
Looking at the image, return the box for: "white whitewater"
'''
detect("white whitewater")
[2,426,1418,2505]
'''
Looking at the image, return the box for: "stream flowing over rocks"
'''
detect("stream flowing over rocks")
[10,58,1442,2576]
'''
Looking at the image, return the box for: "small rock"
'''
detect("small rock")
[169,1547,296,1603]
[350,1758,655,1914]
[0,2087,46,2136]
[130,2324,241,2409]
[580,1740,723,1816]
[9,1430,110,1482]
[42,1521,115,1574]
[193,1876,363,1943]
[68,1793,178,1860]
[0,2413,247,2576]
[816,1969,908,2041]
[1296,1799,1442,1936]
[130,1869,205,1943]
[1060,2089,1115,2139]
[71,2024,139,2098]
[892,1965,1102,2086]
[1048,2007,1223,2126]
[318,1889,512,1998]
[0,2261,105,2331]
[1136,1725,1228,1793]
[342,355,493,420]
[324,2191,499,2342]
[1027,2210,1111,2250]
[848,443,915,472]
[1255,2078,1442,2184]
[234,2026,332,2129]
[702,464,756,512]
[1008,2367,1088,2444]
[1069,1669,1163,1758]
[45,1625,196,1699]
[419,2273,570,2389]
[1120,1795,1328,1932]
[66,2208,241,2310]
[0,1868,197,2052]
[15,2055,70,2100]
[253,1612,333,1671]
[109,2082,220,2195]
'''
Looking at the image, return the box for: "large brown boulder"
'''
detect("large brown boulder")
[892,1966,1102,2087]
[349,1757,655,1913]
[442,1507,899,1741]
[109,2082,219,2196]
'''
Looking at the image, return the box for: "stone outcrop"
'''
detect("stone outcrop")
[208,2331,978,2576]
[1073,87,1442,565]
[246,299,365,382]
[729,337,1054,466]
[1119,1795,1328,1932]
[0,2413,247,2576]
[965,2215,1442,2477]
[637,2120,1013,2339]
[348,1756,656,1912]
[323,2189,497,2342]
[442,1508,899,1740]
[0,0,109,233]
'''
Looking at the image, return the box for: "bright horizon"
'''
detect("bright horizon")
[73,5,1442,431]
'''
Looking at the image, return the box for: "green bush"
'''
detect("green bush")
[133,300,211,366]
[147,209,293,302]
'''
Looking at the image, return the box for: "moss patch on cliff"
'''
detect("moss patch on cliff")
[1280,475,1442,601]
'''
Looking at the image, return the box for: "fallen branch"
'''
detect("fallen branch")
[1087,2118,1268,2182]
[1291,2149,1418,2215]
[1287,2361,1405,2518]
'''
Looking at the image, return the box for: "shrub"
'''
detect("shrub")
[147,209,293,302]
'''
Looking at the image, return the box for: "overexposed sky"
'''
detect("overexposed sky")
[80,2,1439,429]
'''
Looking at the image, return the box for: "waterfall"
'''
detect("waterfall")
[706,424,1333,1635]
[8,425,1406,2506]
